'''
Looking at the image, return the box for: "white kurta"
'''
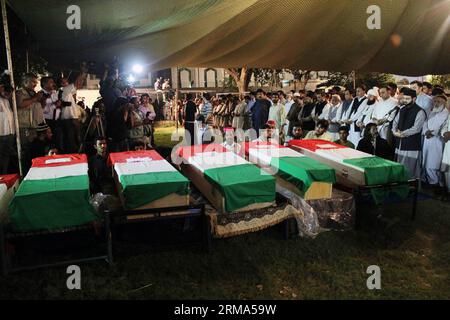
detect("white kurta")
[422,106,449,185]
[371,97,398,139]
[268,103,286,130]
[232,101,247,129]
[357,102,376,126]
[442,114,450,168]
[423,106,449,169]
[440,114,450,191]
[342,97,368,146]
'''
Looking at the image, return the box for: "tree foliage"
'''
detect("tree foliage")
[429,74,450,89]
[321,72,396,90]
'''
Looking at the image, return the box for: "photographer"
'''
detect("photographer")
[0,76,15,174]
[16,73,45,172]
[58,64,88,153]
[109,97,131,152]
[40,76,63,151]
[139,93,156,148]
[127,96,145,148]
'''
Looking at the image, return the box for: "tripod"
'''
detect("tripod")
[79,107,105,153]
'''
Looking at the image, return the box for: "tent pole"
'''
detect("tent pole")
[352,70,356,90]
[25,26,29,72]
[175,67,179,133]
[1,0,23,176]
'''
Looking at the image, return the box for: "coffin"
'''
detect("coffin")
[178,144,276,213]
[0,174,20,223]
[8,154,98,231]
[244,142,335,200]
[109,150,189,211]
[288,140,409,189]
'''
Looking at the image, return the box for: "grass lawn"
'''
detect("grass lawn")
[154,126,185,149]
[0,127,449,299]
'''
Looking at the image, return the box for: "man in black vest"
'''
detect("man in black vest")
[298,94,316,132]
[184,93,197,146]
[342,85,368,146]
[392,87,427,179]
[312,91,328,121]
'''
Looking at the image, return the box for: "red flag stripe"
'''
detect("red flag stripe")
[31,154,87,168]
[108,150,164,166]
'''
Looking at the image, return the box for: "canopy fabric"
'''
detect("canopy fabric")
[8,0,450,75]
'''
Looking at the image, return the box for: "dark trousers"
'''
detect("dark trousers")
[185,122,195,146]
[46,119,64,152]
[19,128,37,174]
[61,119,81,154]
[0,134,15,174]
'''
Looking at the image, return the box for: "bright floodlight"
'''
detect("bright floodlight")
[132,64,144,73]
[128,75,135,83]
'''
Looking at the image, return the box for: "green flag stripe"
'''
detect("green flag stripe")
[343,156,409,204]
[118,171,189,209]
[270,156,336,193]
[8,175,98,231]
[204,164,275,212]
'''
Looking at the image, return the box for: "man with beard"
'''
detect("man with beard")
[392,87,427,179]
[356,88,379,130]
[251,89,271,136]
[441,97,450,200]
[304,120,333,141]
[357,123,393,160]
[284,93,303,136]
[422,95,449,189]
[412,80,433,116]
[16,73,45,171]
[298,93,316,132]
[311,91,328,124]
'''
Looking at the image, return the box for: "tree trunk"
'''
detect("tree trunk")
[226,67,252,95]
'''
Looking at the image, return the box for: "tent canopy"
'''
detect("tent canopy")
[8,0,450,75]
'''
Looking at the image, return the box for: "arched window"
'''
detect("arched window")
[178,68,192,88]
[204,68,218,88]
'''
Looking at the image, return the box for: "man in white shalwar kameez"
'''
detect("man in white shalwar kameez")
[356,88,379,130]
[371,86,398,140]
[440,96,450,197]
[341,85,368,146]
[268,95,286,131]
[422,95,449,186]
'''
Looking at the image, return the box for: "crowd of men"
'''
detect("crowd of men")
[0,64,161,194]
[1,66,450,199]
[184,82,450,200]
